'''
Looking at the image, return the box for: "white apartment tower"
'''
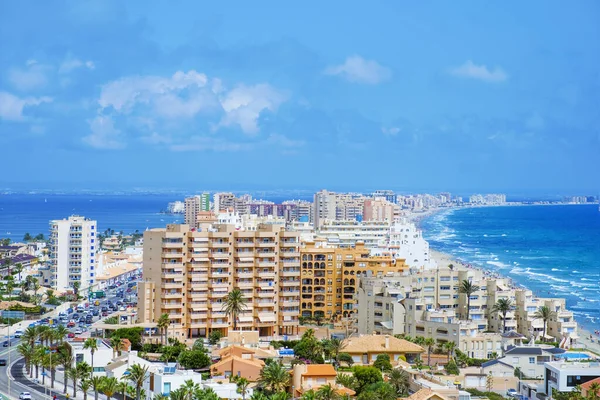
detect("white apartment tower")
[48,216,97,291]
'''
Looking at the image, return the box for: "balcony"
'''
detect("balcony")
[209,281,229,289]
[256,271,276,279]
[162,252,184,258]
[281,269,300,277]
[258,261,277,268]
[236,241,254,248]
[235,270,254,278]
[256,242,276,248]
[163,291,182,299]
[163,281,183,289]
[280,280,300,287]
[282,300,300,307]
[189,320,208,328]
[211,291,228,299]
[188,291,208,299]
[282,252,300,258]
[162,302,181,309]
[257,251,276,258]
[255,280,276,289]
[211,319,229,328]
[162,242,183,248]
[162,271,183,279]
[257,290,275,298]
[255,300,276,308]
[238,280,254,288]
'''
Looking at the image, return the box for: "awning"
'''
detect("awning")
[238,316,253,323]
[258,314,276,323]
[379,321,393,329]
[238,257,254,262]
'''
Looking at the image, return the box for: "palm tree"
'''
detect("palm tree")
[236,377,250,400]
[180,379,201,400]
[491,298,513,332]
[84,338,98,374]
[126,364,150,400]
[22,326,39,347]
[44,348,60,389]
[424,338,436,368]
[413,336,426,346]
[223,288,247,331]
[258,360,290,394]
[58,349,74,393]
[335,374,357,391]
[587,382,600,400]
[388,369,409,397]
[37,325,52,346]
[301,391,317,400]
[33,345,46,379]
[80,379,92,400]
[271,393,291,400]
[156,313,170,345]
[533,305,556,342]
[90,376,104,400]
[459,280,480,320]
[117,380,130,400]
[153,395,169,400]
[17,343,35,377]
[325,337,343,365]
[443,341,457,363]
[316,384,339,400]
[54,325,69,344]
[69,361,91,398]
[111,336,124,358]
[100,376,120,400]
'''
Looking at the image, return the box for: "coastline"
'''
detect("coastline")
[429,250,600,355]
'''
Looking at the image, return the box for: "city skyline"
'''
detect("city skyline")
[1,1,599,193]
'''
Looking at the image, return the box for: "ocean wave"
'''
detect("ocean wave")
[486,260,511,269]
[551,268,559,271]
[520,256,552,260]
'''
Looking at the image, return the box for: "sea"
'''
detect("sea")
[420,204,600,333]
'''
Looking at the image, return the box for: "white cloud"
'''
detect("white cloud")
[8,61,51,91]
[98,70,215,117]
[169,136,251,152]
[140,132,172,145]
[381,127,400,136]
[59,55,96,74]
[0,91,52,121]
[449,60,508,83]
[83,115,124,149]
[324,55,391,84]
[218,84,288,134]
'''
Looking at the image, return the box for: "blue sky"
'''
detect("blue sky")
[1,1,599,194]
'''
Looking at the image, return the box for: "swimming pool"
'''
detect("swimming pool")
[558,352,591,360]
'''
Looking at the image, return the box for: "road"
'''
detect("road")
[0,281,137,400]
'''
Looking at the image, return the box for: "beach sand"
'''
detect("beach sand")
[430,248,600,356]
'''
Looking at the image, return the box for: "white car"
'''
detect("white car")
[74,329,82,334]
[19,392,32,400]
[14,330,23,338]
[119,306,126,311]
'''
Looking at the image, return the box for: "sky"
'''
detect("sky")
[0,1,599,194]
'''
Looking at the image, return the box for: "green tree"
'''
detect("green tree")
[17,343,35,377]
[359,382,396,400]
[271,392,290,400]
[352,366,382,394]
[157,313,170,345]
[335,374,357,391]
[323,337,344,365]
[373,354,392,372]
[208,330,223,345]
[80,379,92,400]
[58,348,74,393]
[23,233,33,241]
[100,376,120,400]
[258,360,290,394]
[111,336,124,358]
[301,390,318,400]
[118,380,130,400]
[235,377,250,400]
[533,305,556,342]
[587,382,600,400]
[69,361,91,398]
[338,353,354,367]
[316,384,340,400]
[84,338,99,374]
[178,350,211,370]
[126,364,150,400]
[424,338,436,368]
[491,298,513,333]
[443,341,457,363]
[223,288,247,331]
[90,376,104,400]
[459,280,480,320]
[294,329,324,364]
[387,369,409,397]
[445,359,460,375]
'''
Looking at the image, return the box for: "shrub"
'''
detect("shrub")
[445,359,460,375]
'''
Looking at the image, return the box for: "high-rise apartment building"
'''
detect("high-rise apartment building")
[372,190,397,205]
[300,241,407,321]
[363,198,395,222]
[213,192,237,213]
[184,194,210,227]
[46,216,97,291]
[313,190,367,227]
[137,223,301,340]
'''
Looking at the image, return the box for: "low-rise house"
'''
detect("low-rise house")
[211,346,265,381]
[481,359,514,378]
[292,364,354,397]
[69,338,114,375]
[403,388,451,400]
[144,363,203,399]
[342,334,424,364]
[542,361,600,396]
[501,346,565,380]
[203,380,255,400]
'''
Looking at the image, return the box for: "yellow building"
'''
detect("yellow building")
[137,223,301,340]
[300,241,407,320]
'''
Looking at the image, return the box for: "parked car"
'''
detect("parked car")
[0,359,7,366]
[74,329,82,334]
[19,392,32,400]
[507,389,519,398]
[67,332,75,338]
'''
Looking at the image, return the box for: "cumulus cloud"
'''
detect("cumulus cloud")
[218,84,288,134]
[59,55,96,74]
[87,70,289,149]
[83,115,124,149]
[0,91,52,121]
[449,60,508,83]
[8,61,51,91]
[324,55,391,84]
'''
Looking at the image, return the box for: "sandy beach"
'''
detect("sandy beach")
[430,248,600,356]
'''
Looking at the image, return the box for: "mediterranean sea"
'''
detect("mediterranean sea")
[421,204,600,333]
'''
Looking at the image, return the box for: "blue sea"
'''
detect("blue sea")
[421,204,600,333]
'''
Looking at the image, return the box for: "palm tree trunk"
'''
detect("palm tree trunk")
[136,387,141,400]
[95,389,99,400]
[64,373,68,393]
[51,369,55,388]
[35,365,39,379]
[73,379,77,397]
[466,298,471,320]
[427,350,431,367]
[503,312,507,332]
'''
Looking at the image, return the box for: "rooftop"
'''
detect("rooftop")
[342,334,424,354]
[302,364,337,377]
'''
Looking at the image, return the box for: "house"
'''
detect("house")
[144,363,203,399]
[501,346,565,380]
[403,388,451,400]
[542,361,600,396]
[342,334,424,364]
[203,379,255,400]
[481,359,514,378]
[211,346,266,381]
[581,377,600,398]
[69,338,114,375]
[292,364,355,397]
[105,351,162,380]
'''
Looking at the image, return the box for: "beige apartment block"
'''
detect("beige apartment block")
[137,223,301,340]
[486,279,518,333]
[363,198,395,222]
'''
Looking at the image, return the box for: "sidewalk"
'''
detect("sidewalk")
[18,364,109,400]
[575,329,600,356]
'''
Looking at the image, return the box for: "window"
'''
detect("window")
[529,357,535,364]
